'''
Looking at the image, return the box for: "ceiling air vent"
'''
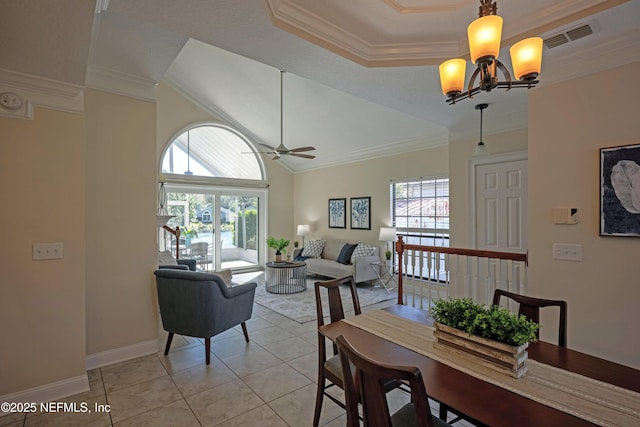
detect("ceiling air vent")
[566,24,593,41]
[544,23,594,49]
[544,33,569,49]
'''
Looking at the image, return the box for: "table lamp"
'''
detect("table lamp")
[379,227,397,261]
[297,224,310,246]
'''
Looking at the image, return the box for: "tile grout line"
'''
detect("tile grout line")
[97,367,114,427]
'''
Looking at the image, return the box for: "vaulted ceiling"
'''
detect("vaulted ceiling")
[1,0,639,171]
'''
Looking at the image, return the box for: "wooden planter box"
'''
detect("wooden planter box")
[433,322,528,378]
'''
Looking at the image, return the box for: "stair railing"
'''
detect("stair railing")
[395,235,528,310]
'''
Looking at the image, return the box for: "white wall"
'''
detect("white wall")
[528,62,640,368]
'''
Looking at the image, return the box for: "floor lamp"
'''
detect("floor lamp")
[163,225,181,259]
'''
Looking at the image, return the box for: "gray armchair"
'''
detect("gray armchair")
[153,269,257,365]
[159,258,197,271]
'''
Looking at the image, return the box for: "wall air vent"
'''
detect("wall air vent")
[544,23,594,49]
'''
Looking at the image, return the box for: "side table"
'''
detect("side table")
[265,261,307,294]
[369,261,397,294]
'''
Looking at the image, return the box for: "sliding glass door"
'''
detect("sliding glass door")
[161,185,265,272]
[219,194,259,269]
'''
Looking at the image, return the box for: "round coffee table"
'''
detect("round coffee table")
[265,261,307,294]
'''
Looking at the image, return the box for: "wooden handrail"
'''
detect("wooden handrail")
[394,235,528,305]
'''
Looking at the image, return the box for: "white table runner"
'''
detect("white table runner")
[343,310,640,427]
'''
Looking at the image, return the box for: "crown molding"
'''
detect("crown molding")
[267,0,627,67]
[267,0,459,66]
[384,0,475,14]
[541,27,640,87]
[0,68,84,119]
[85,66,158,102]
[293,133,450,173]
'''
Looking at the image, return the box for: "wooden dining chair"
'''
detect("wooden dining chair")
[440,290,568,426]
[313,276,362,426]
[336,334,452,427]
[492,289,568,347]
[313,276,407,426]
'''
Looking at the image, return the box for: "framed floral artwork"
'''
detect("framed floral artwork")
[350,197,371,230]
[600,143,640,237]
[328,198,346,228]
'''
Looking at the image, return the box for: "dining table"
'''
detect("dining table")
[318,304,640,427]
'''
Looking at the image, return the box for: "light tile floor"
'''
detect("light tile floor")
[1,290,473,427]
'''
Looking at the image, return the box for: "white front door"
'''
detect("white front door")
[471,152,528,252]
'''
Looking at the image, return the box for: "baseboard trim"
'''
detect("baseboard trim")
[0,340,158,412]
[0,374,89,407]
[85,339,159,370]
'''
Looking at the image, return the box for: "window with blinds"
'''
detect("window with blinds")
[390,177,450,247]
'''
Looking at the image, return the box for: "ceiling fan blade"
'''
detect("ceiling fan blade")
[289,146,316,152]
[290,153,316,159]
[259,143,276,151]
[242,150,275,155]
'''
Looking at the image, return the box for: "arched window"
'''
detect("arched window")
[161,124,264,181]
[159,123,267,273]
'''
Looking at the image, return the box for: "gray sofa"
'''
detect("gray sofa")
[295,239,381,283]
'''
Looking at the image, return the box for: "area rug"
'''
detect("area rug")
[245,273,397,324]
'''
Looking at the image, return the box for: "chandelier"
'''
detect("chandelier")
[439,0,543,105]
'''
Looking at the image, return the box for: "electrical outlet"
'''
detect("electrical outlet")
[552,243,582,261]
[33,243,64,260]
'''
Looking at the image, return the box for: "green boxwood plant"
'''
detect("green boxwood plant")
[431,298,539,346]
[266,236,290,255]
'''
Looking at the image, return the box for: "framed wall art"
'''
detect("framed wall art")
[600,143,640,237]
[328,198,346,228]
[350,197,371,230]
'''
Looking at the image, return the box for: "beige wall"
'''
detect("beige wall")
[156,83,294,259]
[85,89,159,355]
[528,62,640,368]
[293,145,449,247]
[0,108,86,395]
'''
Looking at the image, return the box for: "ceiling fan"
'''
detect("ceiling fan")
[257,70,316,160]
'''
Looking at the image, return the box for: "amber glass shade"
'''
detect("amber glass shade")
[439,58,466,96]
[510,37,543,80]
[468,15,503,63]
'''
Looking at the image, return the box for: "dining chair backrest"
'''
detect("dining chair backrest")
[492,289,567,347]
[314,276,361,328]
[312,276,362,426]
[336,334,436,427]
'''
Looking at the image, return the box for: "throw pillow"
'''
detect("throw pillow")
[211,269,233,287]
[158,250,177,265]
[336,243,358,265]
[302,240,325,258]
[350,243,376,263]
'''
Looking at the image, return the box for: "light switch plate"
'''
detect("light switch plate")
[552,243,582,261]
[33,243,64,260]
